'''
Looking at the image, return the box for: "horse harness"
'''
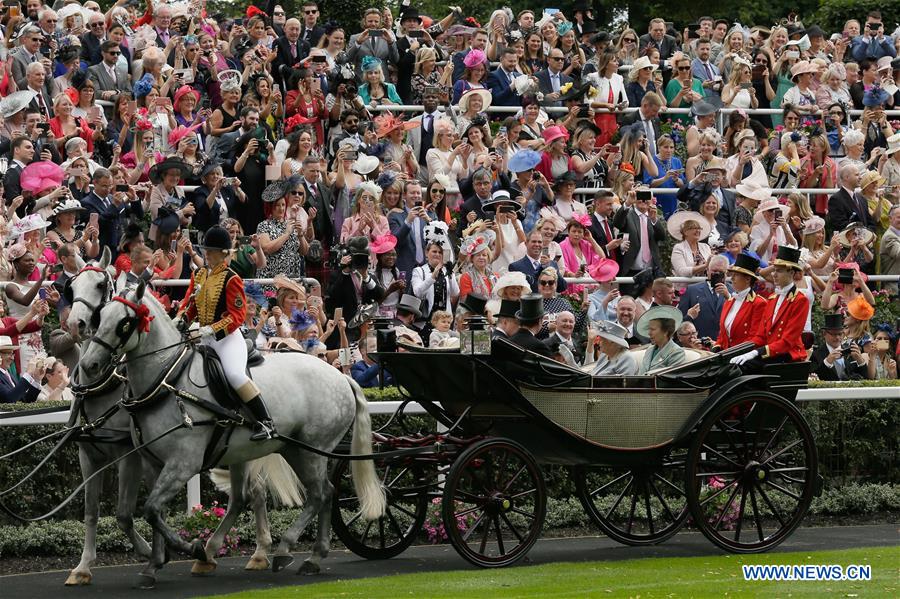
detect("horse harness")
[65,266,114,330]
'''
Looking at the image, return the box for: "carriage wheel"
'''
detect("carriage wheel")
[331,458,429,559]
[685,391,817,553]
[574,448,688,546]
[442,438,546,568]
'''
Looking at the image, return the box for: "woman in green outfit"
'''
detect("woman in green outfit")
[222,218,267,279]
[664,55,705,124]
[771,51,800,127]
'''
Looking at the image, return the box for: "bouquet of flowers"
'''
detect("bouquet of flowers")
[178,501,240,557]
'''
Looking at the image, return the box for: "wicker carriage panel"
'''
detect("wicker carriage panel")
[520,387,709,449]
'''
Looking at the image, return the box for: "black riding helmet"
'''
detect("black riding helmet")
[200,226,231,251]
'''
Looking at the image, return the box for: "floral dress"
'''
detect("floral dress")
[255,219,304,291]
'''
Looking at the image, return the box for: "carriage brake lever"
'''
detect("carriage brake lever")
[176,399,193,429]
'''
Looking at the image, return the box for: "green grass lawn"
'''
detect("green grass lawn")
[205,545,898,598]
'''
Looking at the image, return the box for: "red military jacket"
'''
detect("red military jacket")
[182,263,246,340]
[715,291,768,351]
[748,285,809,362]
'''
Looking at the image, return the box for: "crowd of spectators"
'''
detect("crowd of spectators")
[0,1,898,403]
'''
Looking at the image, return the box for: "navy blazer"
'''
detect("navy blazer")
[80,191,143,254]
[677,280,731,340]
[508,256,568,294]
[0,372,39,404]
[388,208,437,277]
[486,67,523,107]
[534,68,574,107]
[827,188,874,233]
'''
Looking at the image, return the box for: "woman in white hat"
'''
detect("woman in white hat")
[857,170,892,234]
[668,211,712,279]
[587,321,638,376]
[881,132,900,188]
[625,55,664,108]
[749,198,796,262]
[455,89,492,139]
[726,128,767,187]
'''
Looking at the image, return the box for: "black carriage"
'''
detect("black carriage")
[330,333,819,568]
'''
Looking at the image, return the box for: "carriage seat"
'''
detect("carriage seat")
[197,340,264,409]
[579,345,711,375]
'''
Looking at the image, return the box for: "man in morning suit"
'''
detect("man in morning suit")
[508,230,568,294]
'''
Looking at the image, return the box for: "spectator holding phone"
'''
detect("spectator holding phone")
[188,163,245,233]
[750,198,796,263]
[3,246,52,368]
[866,326,898,380]
[720,57,758,109]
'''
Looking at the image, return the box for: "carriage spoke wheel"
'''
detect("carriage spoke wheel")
[574,449,688,546]
[686,392,817,553]
[442,439,546,568]
[331,458,429,559]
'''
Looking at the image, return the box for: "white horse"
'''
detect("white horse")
[78,282,384,588]
[64,250,301,582]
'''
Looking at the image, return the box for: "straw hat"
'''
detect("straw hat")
[886,132,900,157]
[457,88,492,112]
[635,305,683,339]
[0,336,19,351]
[273,274,306,298]
[667,211,711,241]
[836,223,875,248]
[629,56,658,79]
[704,157,727,172]
[494,271,530,296]
[790,60,818,79]
[858,170,885,191]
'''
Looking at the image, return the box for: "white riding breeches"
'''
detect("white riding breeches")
[202,329,250,389]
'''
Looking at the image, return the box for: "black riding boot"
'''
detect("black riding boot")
[245,396,276,441]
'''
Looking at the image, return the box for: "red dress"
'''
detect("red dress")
[49,117,95,154]
[593,84,617,147]
[0,316,43,374]
[285,91,326,145]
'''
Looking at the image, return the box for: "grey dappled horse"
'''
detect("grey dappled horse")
[65,250,300,584]
[78,282,385,588]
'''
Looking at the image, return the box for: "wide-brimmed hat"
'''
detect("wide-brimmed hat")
[553,170,578,189]
[588,258,619,283]
[858,170,885,190]
[590,31,611,45]
[629,56,658,79]
[9,213,52,238]
[558,81,592,103]
[836,223,876,248]
[0,90,37,118]
[0,336,19,351]
[496,299,520,319]
[541,125,569,145]
[273,274,306,298]
[704,157,727,172]
[734,128,756,147]
[370,233,397,255]
[353,154,380,175]
[691,100,719,117]
[262,180,292,203]
[846,296,875,322]
[374,112,420,138]
[886,132,900,157]
[636,305,683,339]
[494,271,530,296]
[51,199,86,219]
[595,320,630,349]
[735,180,772,202]
[790,60,818,80]
[168,122,202,147]
[771,246,802,270]
[483,189,521,213]
[173,84,200,108]
[152,206,180,235]
[461,233,492,256]
[876,56,894,73]
[457,88,492,112]
[822,312,844,332]
[459,294,488,316]
[802,215,825,235]
[20,161,65,194]
[149,157,192,184]
[396,294,422,318]
[516,294,544,322]
[667,211,711,241]
[757,198,790,217]
[508,149,542,173]
[728,253,761,279]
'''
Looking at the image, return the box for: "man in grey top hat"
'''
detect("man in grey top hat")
[589,321,638,375]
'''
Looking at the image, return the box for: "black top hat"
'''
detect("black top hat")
[822,312,844,332]
[516,294,544,323]
[496,299,520,319]
[580,20,598,35]
[590,31,611,44]
[200,225,232,251]
[728,253,761,279]
[772,246,802,270]
[399,7,422,22]
[460,294,488,316]
[152,206,180,235]
[396,294,422,318]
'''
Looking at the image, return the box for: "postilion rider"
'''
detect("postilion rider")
[729,246,809,371]
[179,226,276,441]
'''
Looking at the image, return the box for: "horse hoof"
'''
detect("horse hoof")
[64,571,91,586]
[271,554,294,573]
[190,540,207,562]
[135,574,156,590]
[191,560,218,576]
[244,555,271,570]
[297,561,321,576]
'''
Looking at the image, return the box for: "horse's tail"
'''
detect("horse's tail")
[209,455,304,508]
[348,377,386,520]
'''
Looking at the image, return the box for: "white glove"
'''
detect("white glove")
[730,350,759,366]
[198,325,215,341]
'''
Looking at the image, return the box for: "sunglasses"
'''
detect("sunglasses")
[106,51,121,56]
[548,56,564,61]
[431,188,446,194]
[304,9,318,14]
[677,66,691,71]
[624,38,636,43]
[539,280,555,286]
[90,22,104,28]
[288,190,303,196]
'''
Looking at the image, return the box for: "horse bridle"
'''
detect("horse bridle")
[88,295,149,357]
[66,266,114,330]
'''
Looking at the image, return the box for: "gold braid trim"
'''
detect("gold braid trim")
[194,263,229,327]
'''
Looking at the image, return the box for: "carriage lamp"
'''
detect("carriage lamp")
[368,317,396,353]
[462,316,491,355]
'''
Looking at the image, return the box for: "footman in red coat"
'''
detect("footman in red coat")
[715,253,768,351]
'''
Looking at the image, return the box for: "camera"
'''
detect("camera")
[237,235,252,245]
[350,252,369,270]
[837,268,854,285]
[840,339,853,357]
[344,83,357,97]
[700,336,714,349]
